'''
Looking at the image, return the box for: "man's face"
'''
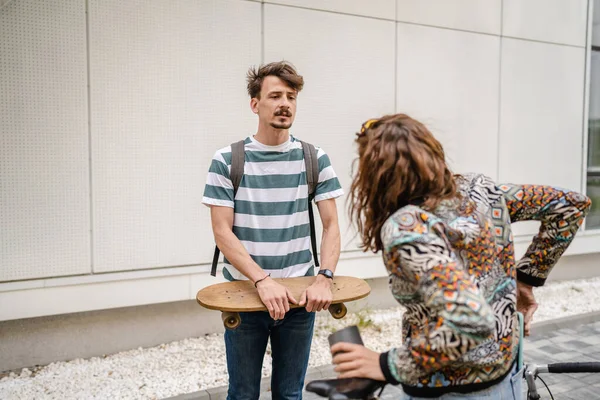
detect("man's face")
[251,76,297,130]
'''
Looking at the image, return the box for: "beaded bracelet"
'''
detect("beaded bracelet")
[254,273,271,288]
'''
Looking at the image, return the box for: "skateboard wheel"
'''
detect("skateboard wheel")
[328,303,347,319]
[222,312,241,330]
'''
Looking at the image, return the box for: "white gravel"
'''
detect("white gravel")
[2,276,600,400]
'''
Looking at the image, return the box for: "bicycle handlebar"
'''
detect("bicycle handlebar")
[546,362,600,373]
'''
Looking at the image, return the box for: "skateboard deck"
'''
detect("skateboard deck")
[197,276,371,329]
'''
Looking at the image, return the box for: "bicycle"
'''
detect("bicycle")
[306,360,600,399]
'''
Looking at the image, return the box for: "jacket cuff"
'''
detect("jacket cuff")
[379,351,401,385]
[517,270,546,287]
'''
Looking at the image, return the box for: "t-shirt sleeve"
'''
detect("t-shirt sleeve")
[202,149,235,208]
[313,147,344,202]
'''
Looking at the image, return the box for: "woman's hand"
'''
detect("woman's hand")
[330,342,385,381]
[517,281,538,337]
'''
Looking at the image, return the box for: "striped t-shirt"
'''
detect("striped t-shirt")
[202,135,344,281]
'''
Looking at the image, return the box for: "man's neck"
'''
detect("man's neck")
[254,123,290,146]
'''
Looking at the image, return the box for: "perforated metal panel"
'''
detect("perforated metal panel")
[503,0,588,47]
[499,38,585,237]
[264,5,396,252]
[89,0,261,272]
[264,0,395,20]
[396,0,502,35]
[0,0,91,281]
[396,23,500,179]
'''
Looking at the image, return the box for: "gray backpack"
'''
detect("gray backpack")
[210,139,320,276]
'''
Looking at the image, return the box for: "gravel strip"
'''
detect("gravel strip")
[2,276,600,400]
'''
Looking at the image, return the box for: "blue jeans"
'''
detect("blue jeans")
[225,307,315,400]
[401,363,525,400]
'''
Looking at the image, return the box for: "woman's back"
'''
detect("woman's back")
[379,173,590,396]
[343,114,590,397]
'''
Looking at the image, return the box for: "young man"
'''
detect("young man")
[202,61,344,400]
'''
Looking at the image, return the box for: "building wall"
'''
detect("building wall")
[1,0,599,322]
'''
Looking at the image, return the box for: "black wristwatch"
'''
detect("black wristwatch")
[317,269,334,279]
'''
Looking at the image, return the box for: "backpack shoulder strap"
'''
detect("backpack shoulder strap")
[301,140,319,199]
[300,140,320,268]
[230,140,246,195]
[211,140,246,277]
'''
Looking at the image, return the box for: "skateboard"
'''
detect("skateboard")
[196,276,371,330]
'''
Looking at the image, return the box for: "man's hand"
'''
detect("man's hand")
[256,277,298,320]
[299,275,333,312]
[517,281,538,336]
[330,343,385,381]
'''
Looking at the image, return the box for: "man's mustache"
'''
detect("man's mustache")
[274,108,292,117]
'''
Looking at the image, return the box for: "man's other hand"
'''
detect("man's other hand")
[300,274,333,312]
[256,277,298,320]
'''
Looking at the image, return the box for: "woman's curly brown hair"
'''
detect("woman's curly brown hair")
[349,114,459,253]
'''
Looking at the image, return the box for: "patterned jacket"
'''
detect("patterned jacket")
[378,173,591,397]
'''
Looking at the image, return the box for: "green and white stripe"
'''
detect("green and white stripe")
[202,136,343,280]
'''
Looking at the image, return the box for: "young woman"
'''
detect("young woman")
[332,114,591,399]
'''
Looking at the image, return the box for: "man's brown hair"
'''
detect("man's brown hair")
[246,61,304,99]
[349,114,459,252]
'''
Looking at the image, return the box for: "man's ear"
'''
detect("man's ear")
[250,98,259,114]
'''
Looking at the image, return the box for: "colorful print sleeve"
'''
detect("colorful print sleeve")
[498,184,592,286]
[379,208,495,385]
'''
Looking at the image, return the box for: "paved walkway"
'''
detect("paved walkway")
[517,319,600,400]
